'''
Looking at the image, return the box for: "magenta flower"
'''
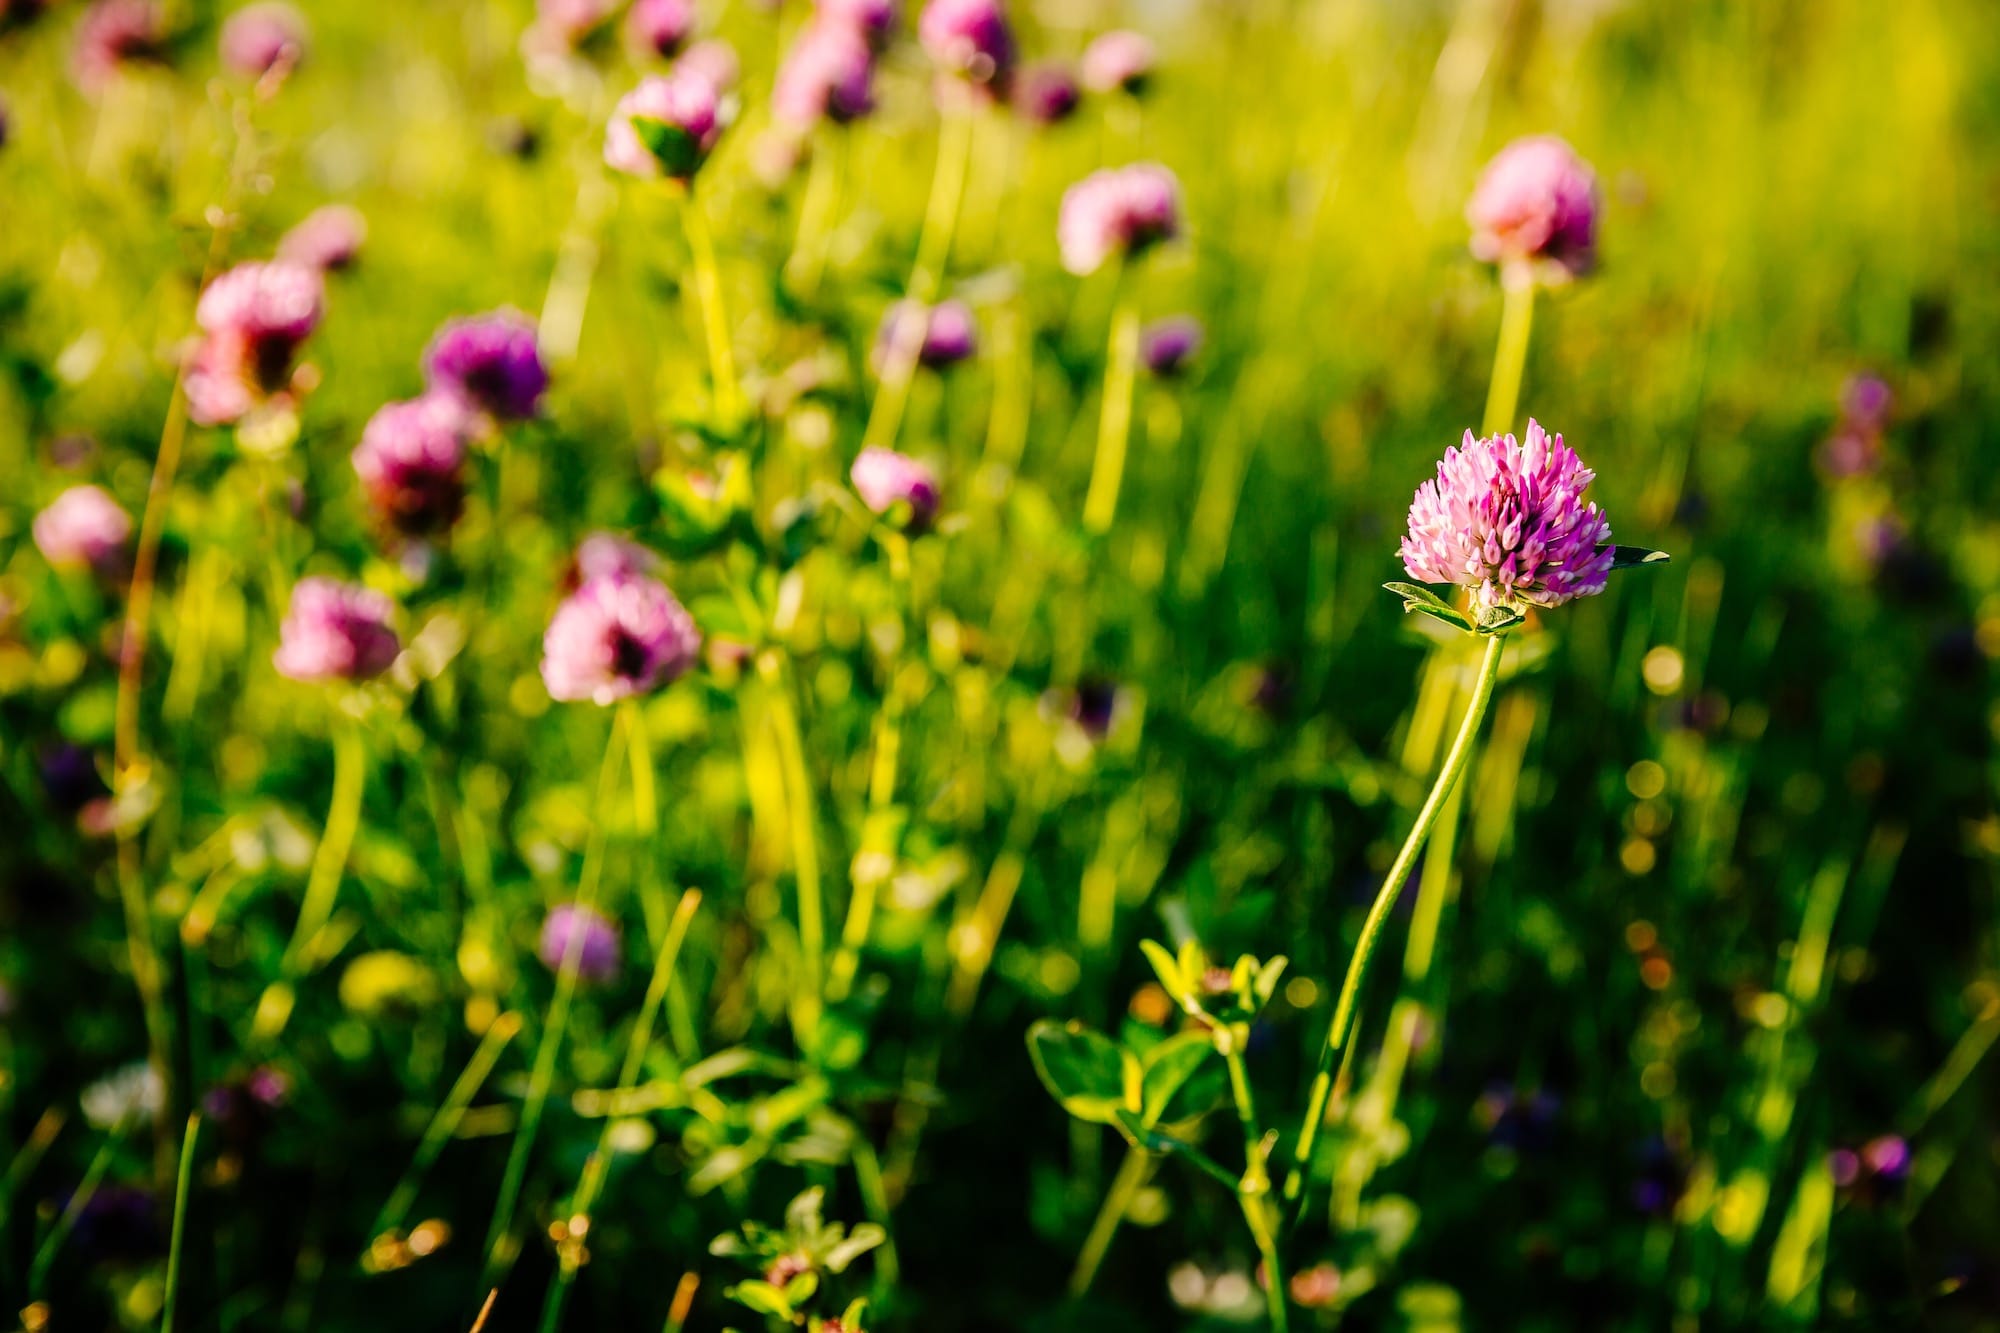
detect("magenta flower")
[919,0,1013,94]
[218,3,306,80]
[625,0,694,58]
[1466,135,1599,283]
[1058,163,1182,276]
[273,577,400,683]
[606,68,730,180]
[1080,29,1153,94]
[539,903,621,983]
[678,38,740,94]
[72,0,167,96]
[818,0,897,49]
[773,20,875,128]
[278,205,366,272]
[572,532,659,586]
[876,299,977,369]
[535,0,616,47]
[851,446,941,529]
[423,309,548,422]
[34,485,131,571]
[1399,420,1614,610]
[351,396,471,538]
[1140,315,1202,376]
[542,572,702,705]
[1014,60,1079,125]
[185,261,325,427]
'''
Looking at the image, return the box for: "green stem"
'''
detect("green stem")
[162,1113,200,1333]
[682,187,743,428]
[368,1012,522,1249]
[1227,1049,1288,1333]
[1286,632,1507,1211]
[1068,1143,1153,1297]
[281,715,366,974]
[1481,275,1536,438]
[784,129,846,302]
[1082,282,1142,535]
[859,103,974,456]
[761,656,826,1040]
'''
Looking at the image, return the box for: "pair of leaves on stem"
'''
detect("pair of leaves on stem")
[1387,544,1671,635]
[1026,1020,1227,1149]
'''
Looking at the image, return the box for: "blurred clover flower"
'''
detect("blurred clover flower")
[538,903,621,983]
[680,38,741,93]
[423,309,548,422]
[1058,163,1183,276]
[773,20,876,129]
[534,0,616,49]
[72,0,167,96]
[82,1060,163,1129]
[850,446,941,529]
[919,0,1013,95]
[874,298,976,369]
[279,204,366,272]
[625,0,695,59]
[351,395,472,539]
[1140,314,1202,376]
[541,569,702,704]
[34,484,130,570]
[606,66,733,180]
[819,0,898,50]
[218,2,307,81]
[273,577,400,683]
[572,531,661,585]
[185,259,325,427]
[1466,135,1599,285]
[1080,29,1154,95]
[1399,420,1614,611]
[1014,60,1079,125]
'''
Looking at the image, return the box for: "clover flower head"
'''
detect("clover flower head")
[278,204,366,272]
[1014,59,1079,125]
[1140,314,1202,376]
[1467,135,1599,282]
[219,3,307,80]
[679,38,740,93]
[876,298,977,369]
[1081,28,1153,94]
[572,531,661,585]
[1399,420,1614,609]
[273,577,400,682]
[626,0,694,58]
[352,395,472,537]
[73,0,167,95]
[196,260,324,344]
[606,67,731,179]
[539,903,621,983]
[542,571,702,705]
[818,0,898,49]
[850,446,941,528]
[774,19,875,128]
[423,308,548,421]
[1058,163,1182,275]
[919,0,1013,93]
[34,484,131,570]
[536,0,616,47]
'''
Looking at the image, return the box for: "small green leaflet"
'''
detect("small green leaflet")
[1383,582,1474,633]
[1603,544,1671,570]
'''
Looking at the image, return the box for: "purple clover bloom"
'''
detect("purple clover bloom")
[606,67,730,179]
[535,0,616,47]
[218,3,307,80]
[34,484,131,570]
[1841,373,1892,430]
[919,0,1013,94]
[1399,420,1614,610]
[185,260,325,426]
[1080,29,1154,94]
[678,38,740,94]
[539,903,622,982]
[273,578,400,683]
[352,395,472,538]
[542,572,702,705]
[278,205,366,272]
[1058,163,1183,276]
[72,0,167,96]
[625,0,694,58]
[774,20,875,128]
[1140,315,1202,376]
[876,299,977,369]
[1014,60,1079,125]
[850,446,941,528]
[572,532,660,586]
[423,309,548,421]
[818,0,897,49]
[1467,135,1600,283]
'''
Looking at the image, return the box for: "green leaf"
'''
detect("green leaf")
[1253,956,1289,1007]
[1138,939,1189,1005]
[1026,1020,1137,1125]
[1384,582,1473,632]
[631,116,704,177]
[1476,604,1525,635]
[1154,1056,1229,1128]
[823,1223,886,1273]
[725,1281,796,1319]
[1602,544,1671,570]
[1138,1032,1216,1127]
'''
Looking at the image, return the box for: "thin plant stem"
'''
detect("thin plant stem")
[761,655,826,1037]
[859,103,974,456]
[1082,280,1142,535]
[162,1113,201,1333]
[682,186,743,428]
[540,889,702,1333]
[1226,1049,1288,1332]
[785,130,847,302]
[30,1120,125,1296]
[1286,631,1507,1211]
[368,1012,523,1248]
[481,710,631,1286]
[1068,1143,1153,1297]
[662,1272,701,1333]
[1481,274,1536,438]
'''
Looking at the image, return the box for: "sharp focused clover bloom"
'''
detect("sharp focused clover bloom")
[606,67,730,179]
[351,395,472,538]
[625,0,694,58]
[1467,135,1600,282]
[774,20,875,128]
[542,572,702,705]
[273,577,400,682]
[279,204,366,272]
[186,260,325,425]
[35,484,131,570]
[919,0,1014,93]
[1058,164,1183,275]
[539,903,621,982]
[219,3,307,80]
[1399,420,1614,609]
[423,309,548,421]
[850,446,941,528]
[1141,315,1203,376]
[876,299,977,369]
[1081,29,1154,94]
